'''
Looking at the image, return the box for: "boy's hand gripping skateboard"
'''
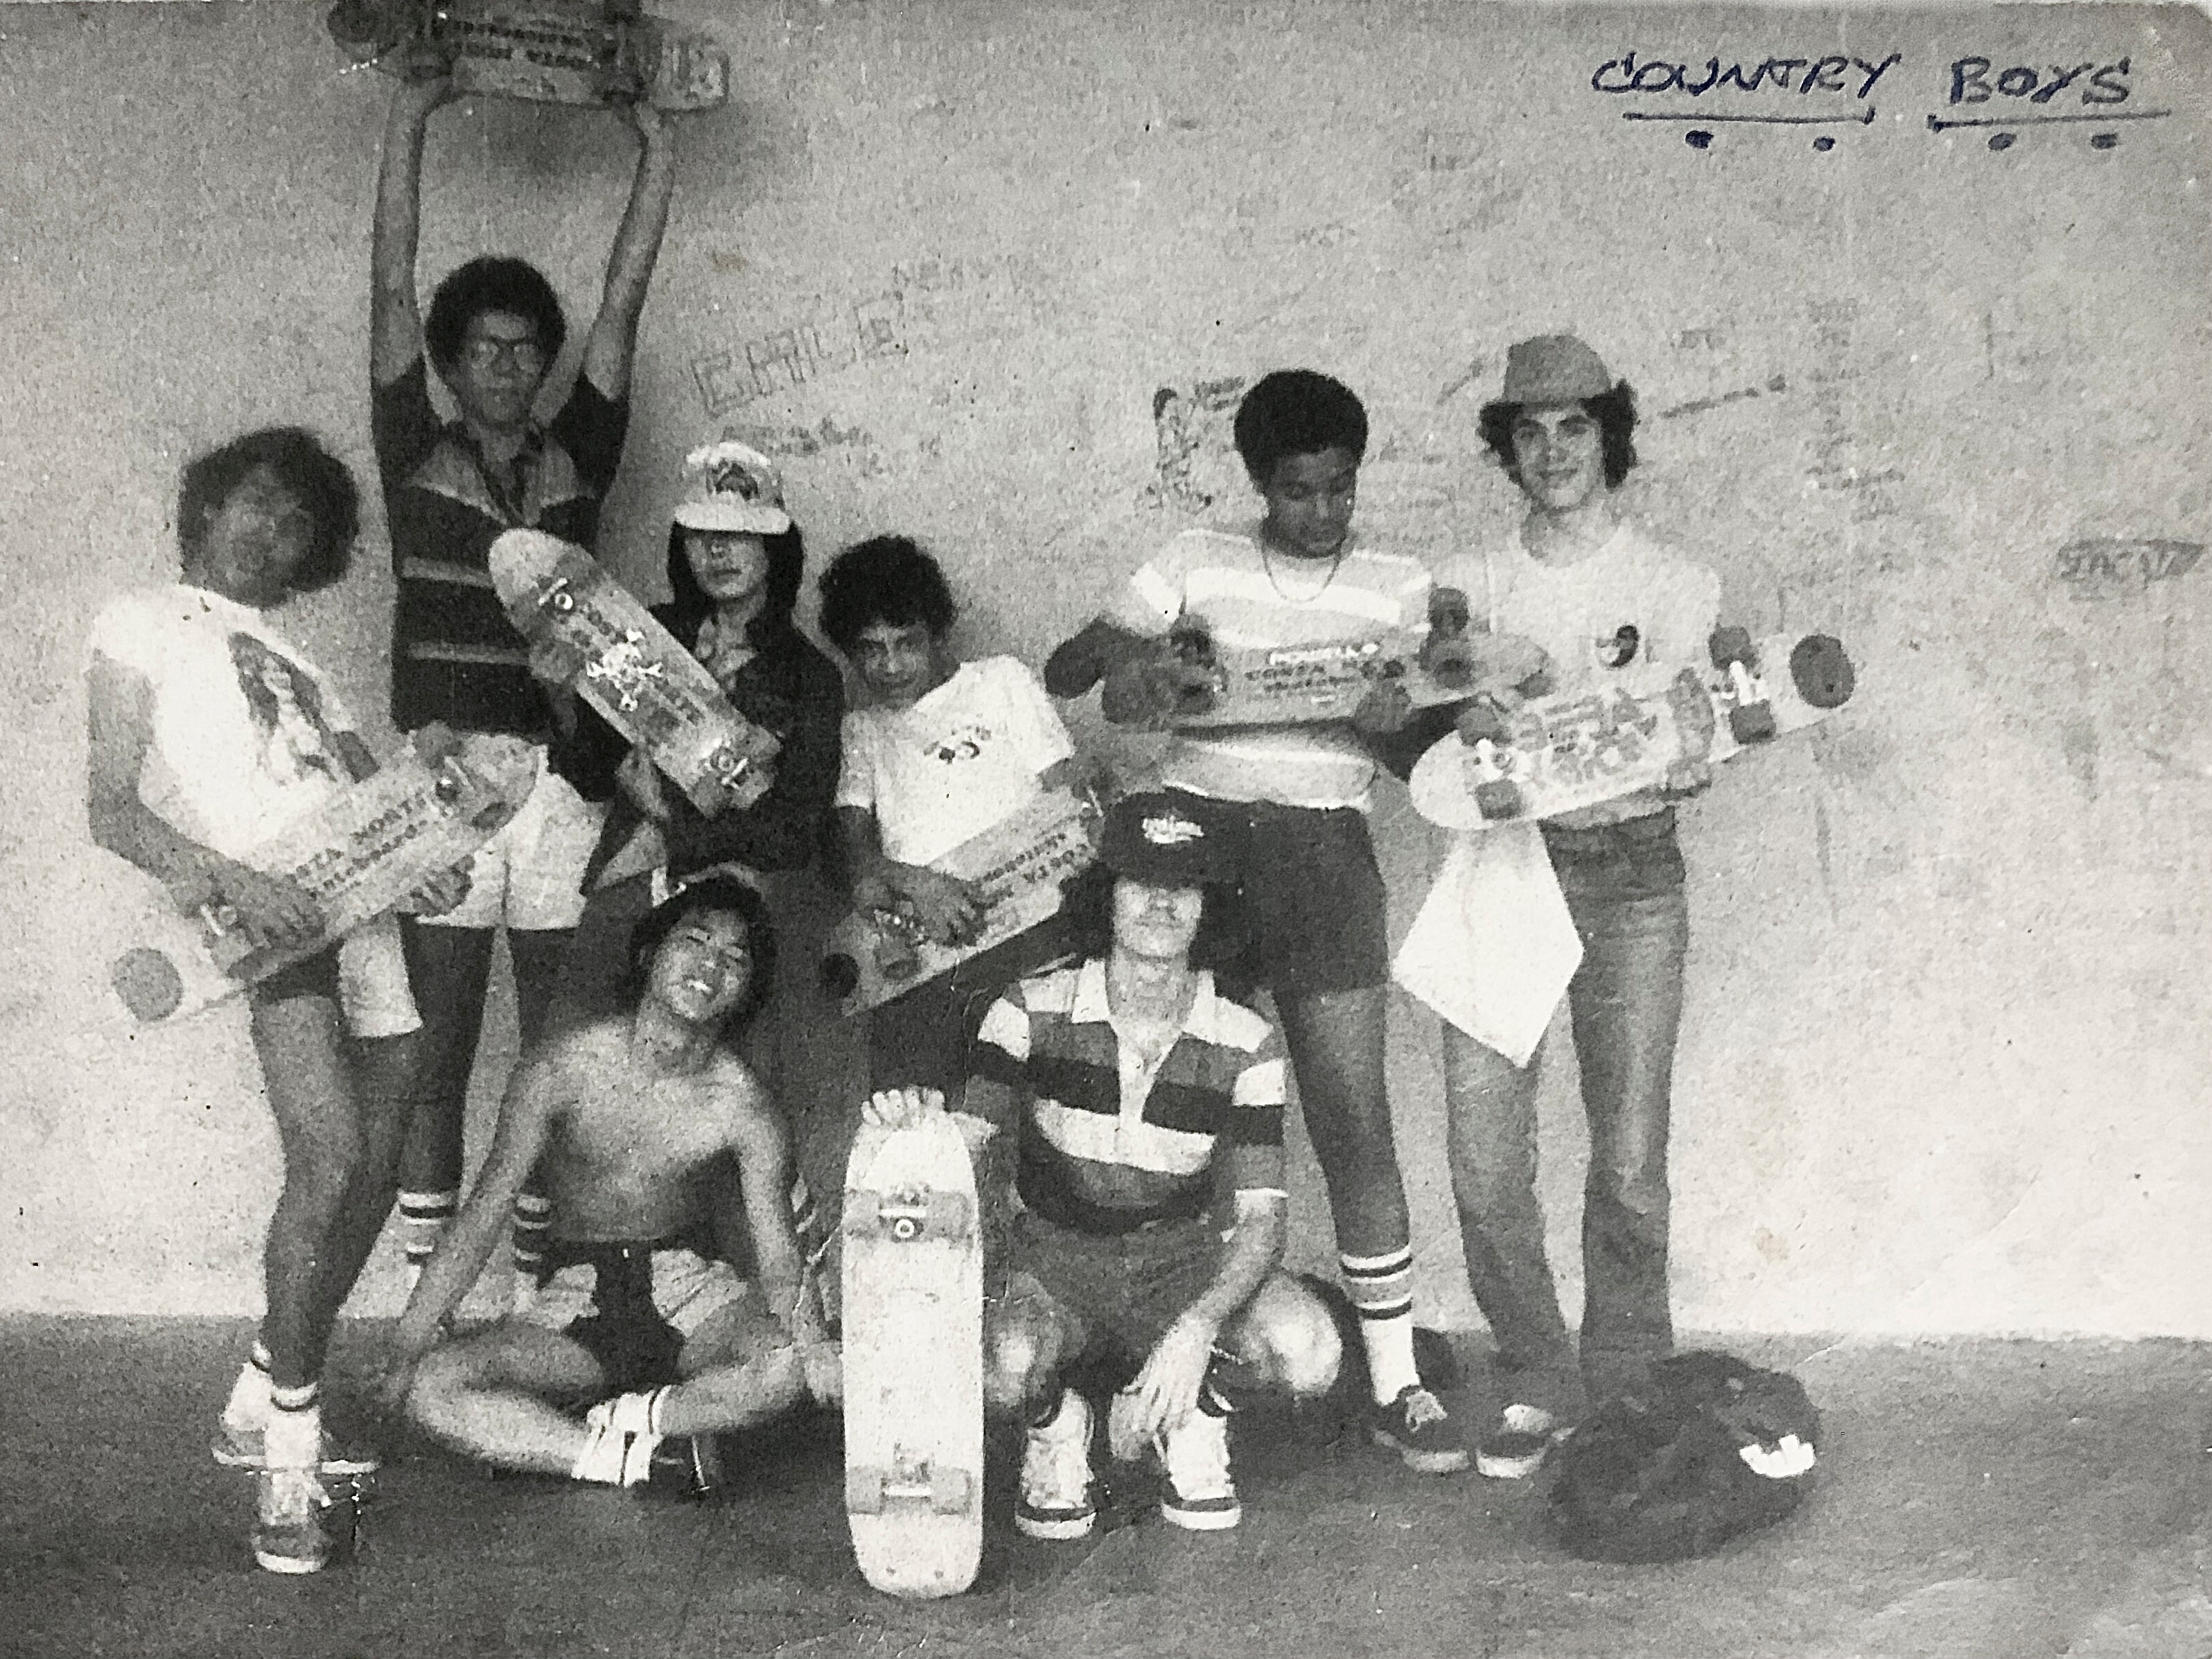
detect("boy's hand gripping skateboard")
[328,0,728,112]
[109,726,538,1024]
[491,529,781,818]
[843,1108,983,1599]
[1155,588,1547,730]
[820,789,1100,1015]
[1407,630,1856,830]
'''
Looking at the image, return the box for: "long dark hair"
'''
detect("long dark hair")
[661,522,807,653]
[1057,863,1248,978]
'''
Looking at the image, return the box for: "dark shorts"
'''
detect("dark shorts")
[251,945,342,1008]
[1008,1211,1223,1362]
[1170,793,1388,998]
[523,1237,743,1394]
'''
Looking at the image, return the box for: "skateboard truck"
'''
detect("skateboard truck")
[844,1186,971,1244]
[1710,628,1778,744]
[846,1456,974,1517]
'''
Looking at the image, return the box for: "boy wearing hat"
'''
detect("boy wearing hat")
[369,62,678,1281]
[864,794,1341,1537]
[1046,370,1477,1474]
[1425,335,1720,1477]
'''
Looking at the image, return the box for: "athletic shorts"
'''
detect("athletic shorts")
[420,745,606,932]
[521,1238,746,1392]
[1006,1211,1223,1362]
[1170,793,1388,997]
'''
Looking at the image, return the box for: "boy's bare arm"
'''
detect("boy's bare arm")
[579,102,676,401]
[371,68,453,387]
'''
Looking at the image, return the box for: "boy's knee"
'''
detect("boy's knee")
[1261,1294,1343,1400]
[982,1319,1054,1418]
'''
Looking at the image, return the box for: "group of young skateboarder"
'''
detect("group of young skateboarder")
[85,67,1726,1576]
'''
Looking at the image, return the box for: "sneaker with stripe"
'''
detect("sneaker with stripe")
[1158,1401,1240,1531]
[1371,1385,1471,1475]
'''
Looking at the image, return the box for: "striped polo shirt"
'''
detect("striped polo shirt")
[972,959,1288,1234]
[1107,523,1432,811]
[371,358,629,737]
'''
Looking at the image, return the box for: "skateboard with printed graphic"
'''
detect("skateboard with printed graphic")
[328,0,728,112]
[819,789,1100,1015]
[1407,630,1856,831]
[490,529,780,818]
[843,1113,983,1598]
[109,726,538,1025]
[1162,596,1549,730]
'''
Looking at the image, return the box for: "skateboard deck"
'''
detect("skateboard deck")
[1407,630,1856,831]
[820,790,1099,1015]
[109,728,538,1025]
[328,0,728,112]
[1163,609,1548,730]
[842,1114,983,1599]
[490,529,780,818]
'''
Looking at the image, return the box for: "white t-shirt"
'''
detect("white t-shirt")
[1109,523,1432,811]
[834,655,1074,868]
[1436,520,1720,826]
[88,583,357,861]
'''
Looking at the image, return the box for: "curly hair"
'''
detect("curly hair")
[1056,862,1247,978]
[176,427,360,596]
[817,534,957,652]
[1233,369,1369,481]
[1476,382,1640,492]
[620,875,779,1039]
[424,256,568,375]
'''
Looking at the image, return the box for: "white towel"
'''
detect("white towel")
[1392,823,1582,1068]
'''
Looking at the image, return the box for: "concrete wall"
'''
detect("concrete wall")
[4,1,2209,1336]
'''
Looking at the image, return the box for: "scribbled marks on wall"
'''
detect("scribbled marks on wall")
[719,416,871,459]
[1802,298,1903,527]
[690,253,1049,418]
[1392,128,1525,244]
[2052,539,2204,602]
[1660,374,1789,420]
[1150,378,1247,512]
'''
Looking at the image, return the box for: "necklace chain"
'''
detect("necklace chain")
[1261,536,1346,604]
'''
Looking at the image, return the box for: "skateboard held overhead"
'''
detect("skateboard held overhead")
[328,0,728,112]
[843,1114,983,1599]
[490,529,781,818]
[1161,594,1549,730]
[820,789,1100,1015]
[110,726,538,1025]
[1407,630,1855,832]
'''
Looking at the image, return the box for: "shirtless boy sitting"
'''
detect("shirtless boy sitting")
[381,877,838,1488]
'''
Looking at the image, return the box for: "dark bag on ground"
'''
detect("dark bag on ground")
[1545,1350,1822,1563]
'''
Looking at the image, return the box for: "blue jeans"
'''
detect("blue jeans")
[1441,810,1689,1412]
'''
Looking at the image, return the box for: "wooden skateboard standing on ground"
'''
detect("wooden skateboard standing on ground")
[109,726,538,1025]
[842,1114,983,1599]
[1407,629,1856,831]
[328,0,729,111]
[491,529,781,818]
[819,790,1100,1015]
[1161,593,1547,730]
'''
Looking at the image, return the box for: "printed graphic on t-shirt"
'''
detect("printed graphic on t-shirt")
[926,721,994,765]
[227,632,349,787]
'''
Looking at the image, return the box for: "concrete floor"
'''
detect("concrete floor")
[2,1319,2206,1659]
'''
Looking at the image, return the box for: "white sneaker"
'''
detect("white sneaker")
[575,1393,662,1487]
[1158,1405,1240,1531]
[1016,1391,1096,1540]
[252,1464,332,1574]
[213,1418,380,1475]
[1475,1403,1561,1480]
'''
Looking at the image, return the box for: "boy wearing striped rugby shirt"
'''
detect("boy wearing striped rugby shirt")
[1048,370,1499,1473]
[862,794,1341,1536]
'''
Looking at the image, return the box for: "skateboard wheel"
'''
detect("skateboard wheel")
[1790,635,1856,710]
[846,1467,887,1515]
[1475,780,1526,821]
[469,800,518,834]
[931,1467,974,1516]
[1729,703,1778,744]
[1709,626,1757,670]
[1597,624,1640,669]
[820,953,861,1001]
[112,948,184,1023]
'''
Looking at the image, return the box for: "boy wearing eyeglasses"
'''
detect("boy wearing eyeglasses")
[369,62,677,1290]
